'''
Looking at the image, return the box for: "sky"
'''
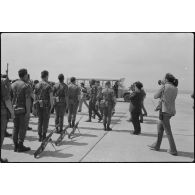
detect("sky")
[1,33,194,91]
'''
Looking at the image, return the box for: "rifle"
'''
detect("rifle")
[55,125,70,146]
[68,116,83,139]
[34,126,58,158]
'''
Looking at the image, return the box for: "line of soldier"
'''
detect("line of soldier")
[1,68,116,162]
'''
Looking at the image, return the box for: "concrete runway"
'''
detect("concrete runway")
[1,93,194,162]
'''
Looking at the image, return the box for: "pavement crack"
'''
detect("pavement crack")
[79,113,125,162]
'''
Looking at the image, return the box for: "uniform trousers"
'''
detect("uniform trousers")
[37,106,50,136]
[13,113,27,144]
[1,108,8,147]
[103,105,113,126]
[68,101,79,124]
[88,100,102,119]
[55,102,66,130]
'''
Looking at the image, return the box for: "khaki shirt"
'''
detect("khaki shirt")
[1,78,11,109]
[101,88,115,106]
[11,79,29,108]
[68,83,81,104]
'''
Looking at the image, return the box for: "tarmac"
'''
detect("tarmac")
[1,93,194,162]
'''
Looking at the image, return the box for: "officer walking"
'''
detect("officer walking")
[11,69,31,152]
[86,79,102,122]
[34,70,54,142]
[100,81,115,131]
[53,74,68,133]
[1,74,14,162]
[68,77,81,127]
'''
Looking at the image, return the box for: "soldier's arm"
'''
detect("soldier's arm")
[5,99,15,119]
[25,86,31,115]
[78,87,81,102]
[50,92,54,112]
[65,85,69,110]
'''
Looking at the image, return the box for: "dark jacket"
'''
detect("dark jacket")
[129,91,143,113]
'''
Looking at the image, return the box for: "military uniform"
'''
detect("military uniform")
[35,81,52,140]
[87,85,102,122]
[25,81,33,130]
[68,83,80,127]
[78,85,89,112]
[11,79,30,151]
[1,78,11,149]
[100,87,115,130]
[97,85,103,117]
[53,82,68,132]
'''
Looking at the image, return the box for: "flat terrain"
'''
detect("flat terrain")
[1,93,194,162]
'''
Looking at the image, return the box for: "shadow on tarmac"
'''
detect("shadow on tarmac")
[60,140,88,146]
[29,149,73,159]
[2,143,14,150]
[142,118,158,125]
[159,149,194,159]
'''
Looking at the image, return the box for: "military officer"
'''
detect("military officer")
[86,79,102,122]
[67,77,81,127]
[53,74,68,133]
[100,81,116,131]
[1,75,14,162]
[11,69,31,152]
[34,70,53,142]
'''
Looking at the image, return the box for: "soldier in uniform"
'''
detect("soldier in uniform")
[1,75,14,162]
[34,70,53,141]
[96,80,104,117]
[86,79,102,122]
[11,69,31,152]
[25,74,34,130]
[53,74,68,133]
[78,82,89,112]
[67,77,81,127]
[99,81,115,131]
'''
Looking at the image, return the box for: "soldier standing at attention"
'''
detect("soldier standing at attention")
[100,81,115,131]
[11,69,31,152]
[34,70,53,142]
[68,77,81,127]
[86,79,102,122]
[53,74,68,133]
[1,75,14,162]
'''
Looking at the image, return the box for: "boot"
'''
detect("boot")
[0,158,8,163]
[38,134,42,142]
[107,125,112,131]
[5,131,12,137]
[17,142,30,152]
[42,133,46,141]
[68,122,72,128]
[14,142,18,152]
[98,117,102,123]
[86,118,91,122]
[103,123,107,131]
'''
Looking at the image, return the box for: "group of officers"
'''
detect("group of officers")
[1,68,116,162]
